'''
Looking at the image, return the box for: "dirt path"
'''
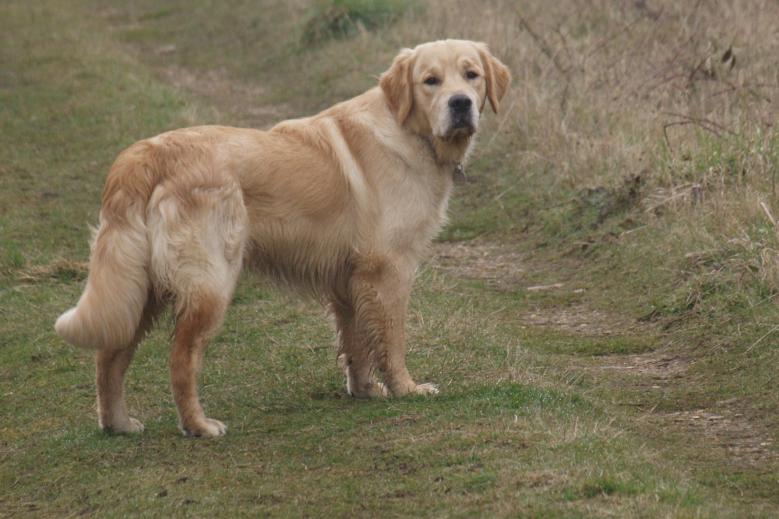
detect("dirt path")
[156,64,296,129]
[432,240,778,473]
[598,348,777,469]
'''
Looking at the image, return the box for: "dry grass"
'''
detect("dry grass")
[469,0,779,182]
[401,0,779,256]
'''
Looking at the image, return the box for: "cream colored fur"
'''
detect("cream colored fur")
[55,39,510,437]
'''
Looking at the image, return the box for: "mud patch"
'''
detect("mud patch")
[652,406,776,468]
[432,241,641,336]
[599,350,691,380]
[431,241,526,289]
[599,349,776,469]
[521,306,639,336]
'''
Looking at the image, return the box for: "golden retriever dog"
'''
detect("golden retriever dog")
[55,39,510,437]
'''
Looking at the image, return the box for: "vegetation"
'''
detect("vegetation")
[301,0,416,44]
[1,0,777,516]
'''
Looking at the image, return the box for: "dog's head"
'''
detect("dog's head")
[380,39,511,142]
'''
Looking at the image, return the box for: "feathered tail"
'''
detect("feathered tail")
[55,147,155,350]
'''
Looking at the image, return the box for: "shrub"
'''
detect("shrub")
[301,0,413,44]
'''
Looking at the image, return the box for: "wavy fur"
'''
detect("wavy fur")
[55,40,510,437]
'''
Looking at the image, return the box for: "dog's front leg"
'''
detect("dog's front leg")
[349,258,438,397]
[333,300,388,398]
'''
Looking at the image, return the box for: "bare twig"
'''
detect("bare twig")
[585,14,647,59]
[526,283,565,292]
[662,111,739,158]
[663,120,690,156]
[660,111,738,137]
[746,324,779,353]
[760,201,776,227]
[484,97,517,152]
[517,15,569,78]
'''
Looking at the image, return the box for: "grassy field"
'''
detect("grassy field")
[2,0,778,516]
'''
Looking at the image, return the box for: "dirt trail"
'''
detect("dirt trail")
[600,349,776,468]
[432,240,778,470]
[433,241,637,335]
[157,64,295,129]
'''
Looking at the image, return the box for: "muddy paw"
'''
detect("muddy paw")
[102,416,145,434]
[348,380,389,399]
[412,382,439,395]
[183,418,227,438]
[389,381,439,397]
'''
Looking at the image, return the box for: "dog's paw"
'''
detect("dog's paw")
[183,418,227,438]
[412,382,439,396]
[388,381,439,397]
[348,380,389,399]
[102,417,145,434]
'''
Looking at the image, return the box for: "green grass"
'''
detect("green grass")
[2,0,778,517]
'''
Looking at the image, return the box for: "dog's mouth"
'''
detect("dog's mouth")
[434,102,478,141]
[443,119,476,140]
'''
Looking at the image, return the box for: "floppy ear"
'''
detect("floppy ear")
[476,43,511,114]
[380,48,415,125]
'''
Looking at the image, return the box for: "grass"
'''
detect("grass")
[2,0,779,517]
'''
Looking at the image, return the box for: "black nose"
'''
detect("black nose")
[448,95,472,112]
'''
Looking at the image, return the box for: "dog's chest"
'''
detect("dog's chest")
[376,164,453,257]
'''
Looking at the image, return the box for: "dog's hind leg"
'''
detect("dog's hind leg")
[170,291,234,437]
[96,297,161,434]
[149,179,247,437]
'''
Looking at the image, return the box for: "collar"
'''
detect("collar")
[453,163,467,183]
[417,134,467,182]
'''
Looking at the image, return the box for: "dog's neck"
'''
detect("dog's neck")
[417,134,473,180]
[433,134,472,167]
[404,115,474,175]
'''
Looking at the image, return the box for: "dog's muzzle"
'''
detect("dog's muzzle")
[447,94,475,136]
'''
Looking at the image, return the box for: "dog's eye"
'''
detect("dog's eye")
[466,70,479,80]
[423,76,440,86]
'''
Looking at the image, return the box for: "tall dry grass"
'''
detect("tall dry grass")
[381,0,779,289]
[407,0,779,185]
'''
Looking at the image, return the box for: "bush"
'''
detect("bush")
[301,0,413,44]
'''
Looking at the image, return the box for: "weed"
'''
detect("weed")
[2,240,25,270]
